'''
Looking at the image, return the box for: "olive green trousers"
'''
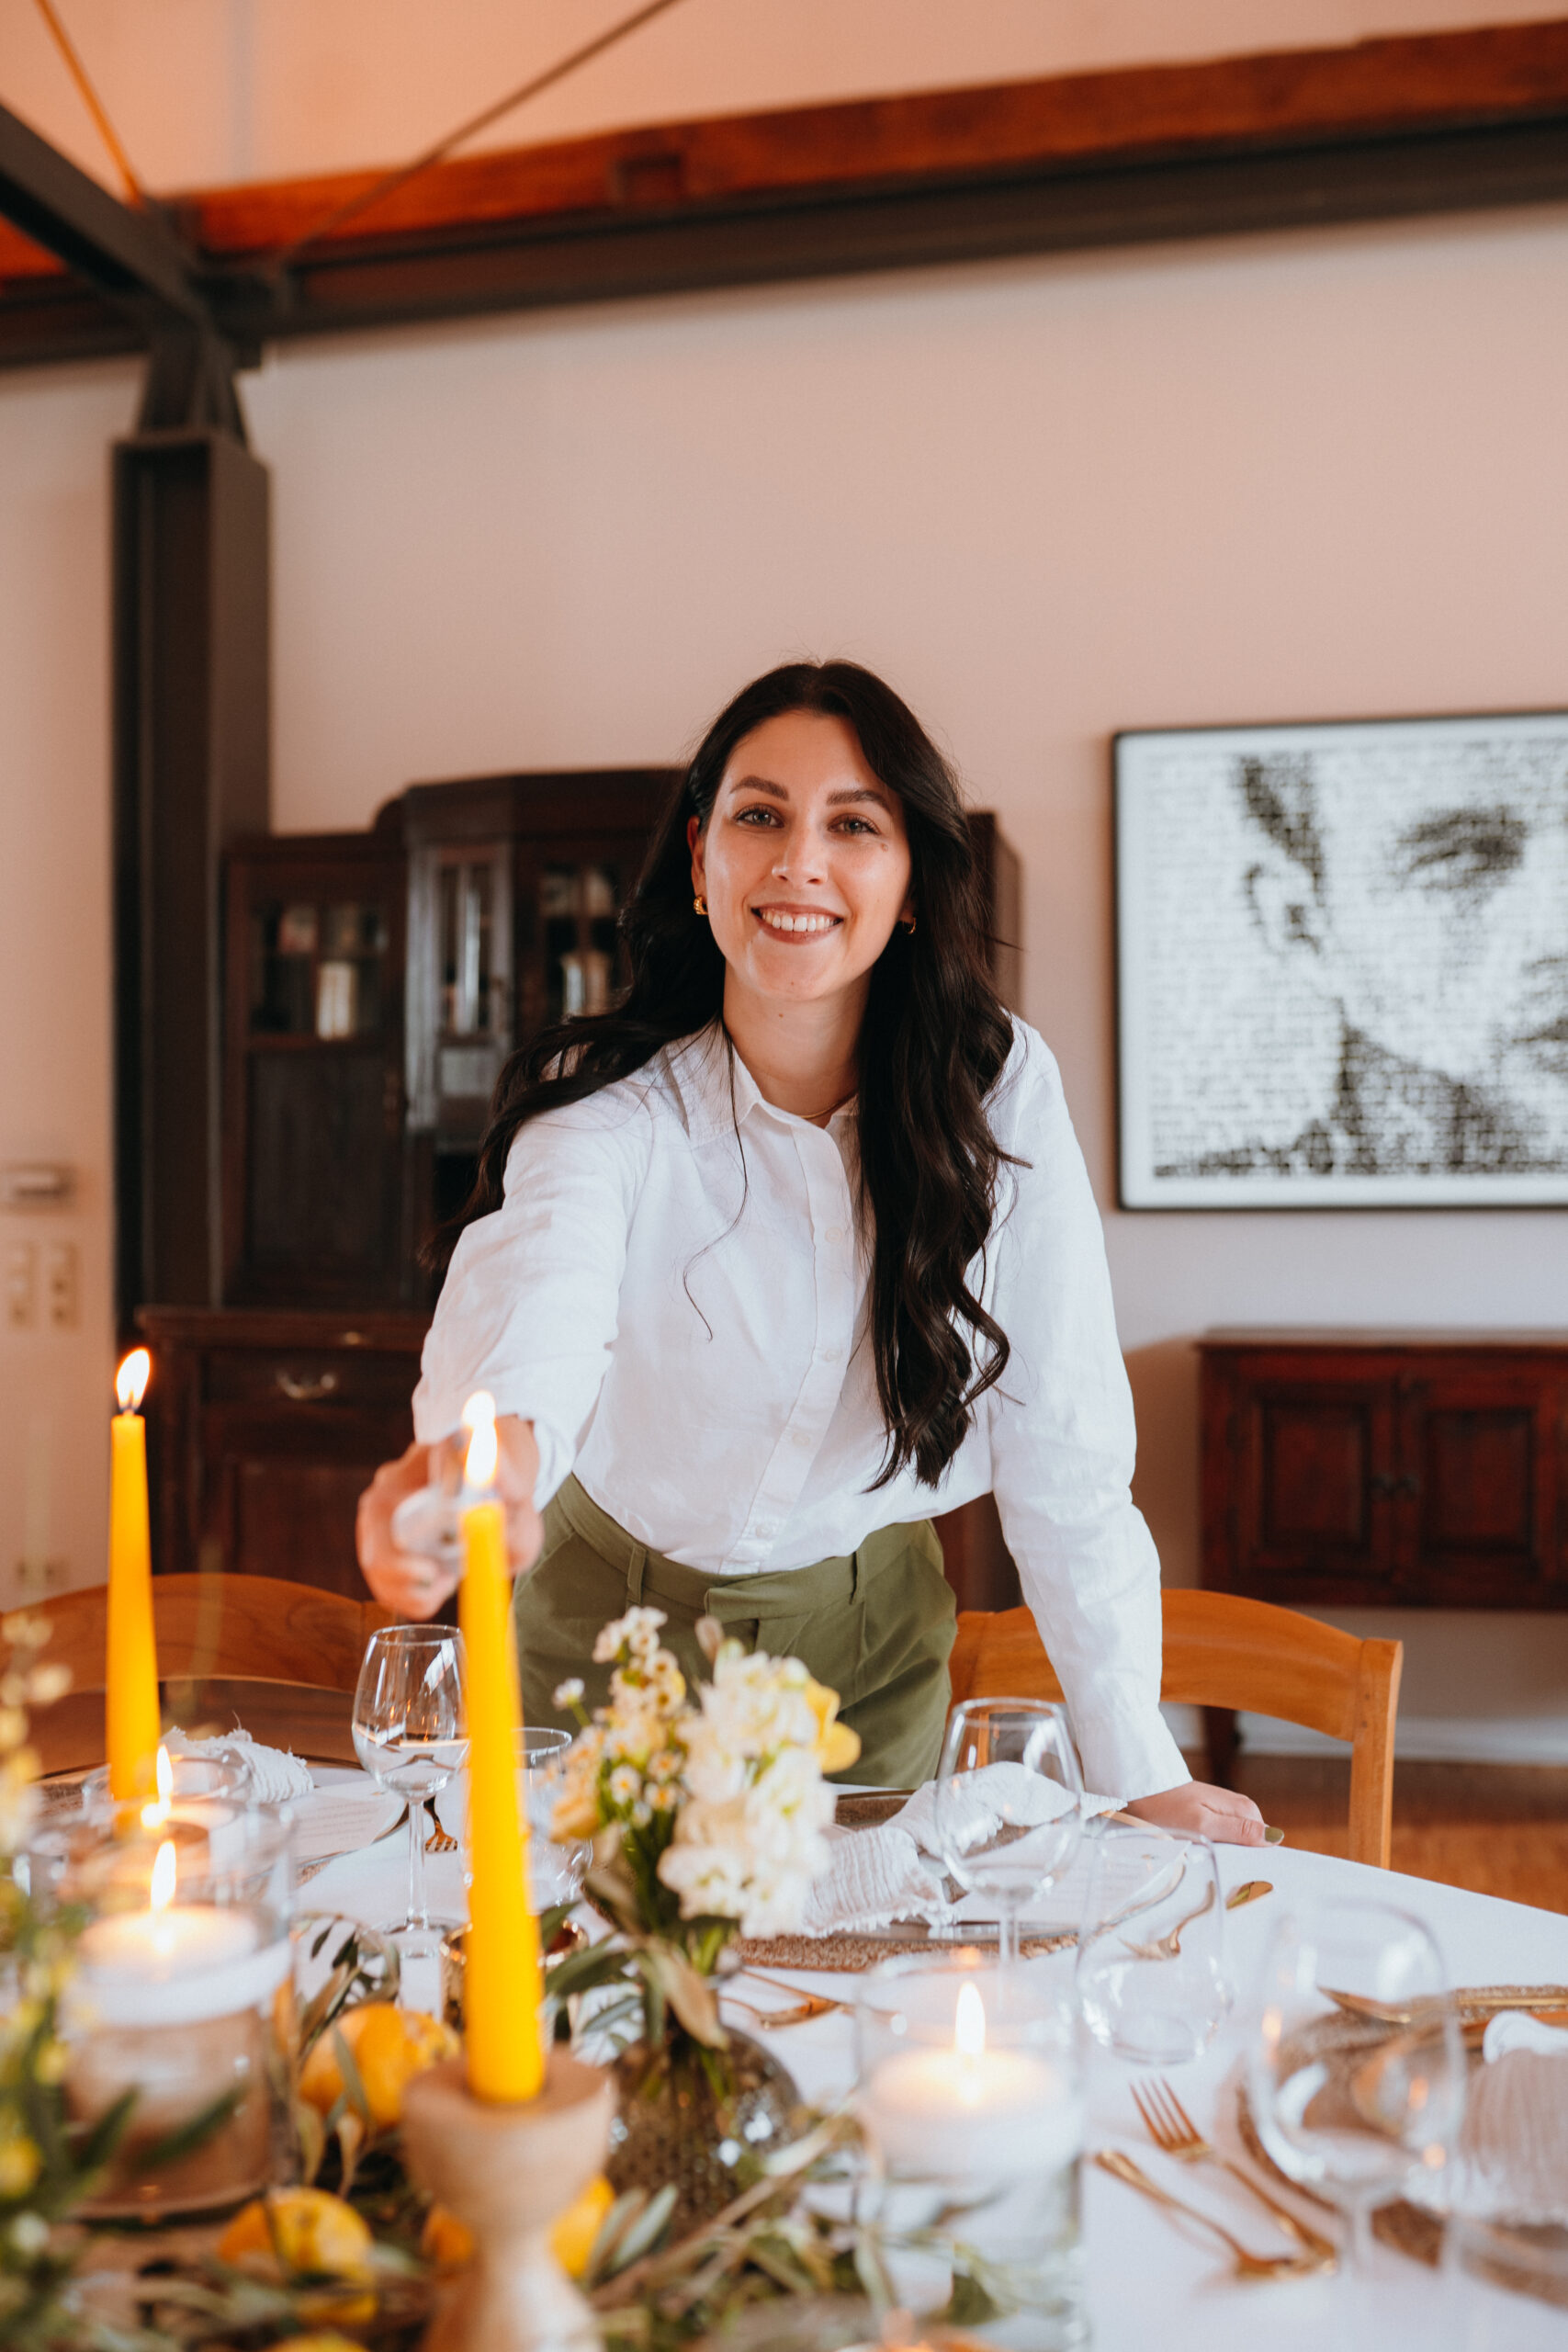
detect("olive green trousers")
[513,1476,956,1789]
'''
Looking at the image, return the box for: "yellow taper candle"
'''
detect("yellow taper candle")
[107,1350,161,1804]
[458,1397,546,2103]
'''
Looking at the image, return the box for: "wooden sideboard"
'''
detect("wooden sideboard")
[1201,1331,1568,1609]
[138,1308,427,1602]
[1200,1329,1568,1771]
[137,1306,1019,1613]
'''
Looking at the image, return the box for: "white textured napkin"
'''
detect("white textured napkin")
[799,1766,1119,1936]
[1462,2028,1568,2223]
[165,1728,314,1804]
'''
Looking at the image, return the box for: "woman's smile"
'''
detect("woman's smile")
[752,901,844,938]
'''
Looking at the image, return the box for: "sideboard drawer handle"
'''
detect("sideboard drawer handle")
[275,1369,340,1403]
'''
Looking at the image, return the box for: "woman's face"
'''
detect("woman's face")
[689,710,914,1014]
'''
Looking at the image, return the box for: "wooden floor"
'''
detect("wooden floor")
[1230,1757,1568,1914]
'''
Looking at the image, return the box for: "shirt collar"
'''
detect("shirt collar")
[667,1022,858,1144]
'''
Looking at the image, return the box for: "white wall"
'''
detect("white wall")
[4,151,1568,1749]
[0,357,138,1604]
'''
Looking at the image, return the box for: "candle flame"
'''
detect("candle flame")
[116,1349,152,1413]
[141,1744,173,1830]
[150,1838,176,1913]
[953,1980,986,2060]
[463,1392,498,1490]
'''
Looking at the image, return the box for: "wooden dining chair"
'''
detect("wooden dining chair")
[947,1589,1403,1870]
[3,1574,395,1698]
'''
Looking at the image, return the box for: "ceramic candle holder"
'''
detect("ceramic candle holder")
[402,2050,614,2352]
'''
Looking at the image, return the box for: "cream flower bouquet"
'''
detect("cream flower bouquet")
[546,1607,858,2063]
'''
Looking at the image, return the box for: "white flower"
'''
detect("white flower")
[553,1677,585,1709]
[592,1606,668,1667]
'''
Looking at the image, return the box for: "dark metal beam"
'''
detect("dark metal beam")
[205,112,1568,351]
[0,96,206,327]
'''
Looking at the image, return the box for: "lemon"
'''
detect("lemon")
[260,2338,366,2352]
[551,2173,615,2279]
[420,2203,474,2271]
[298,2003,457,2129]
[219,2189,376,2330]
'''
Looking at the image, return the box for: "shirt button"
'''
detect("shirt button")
[824,1226,846,1246]
[820,1345,842,1363]
[754,1522,775,1540]
[790,1429,813,1449]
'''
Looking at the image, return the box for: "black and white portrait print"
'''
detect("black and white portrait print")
[1115,715,1568,1206]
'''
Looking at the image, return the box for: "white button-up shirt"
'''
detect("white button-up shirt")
[414,1018,1187,1797]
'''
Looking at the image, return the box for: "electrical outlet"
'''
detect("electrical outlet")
[14,1555,64,1597]
[43,1240,78,1329]
[6,1242,35,1329]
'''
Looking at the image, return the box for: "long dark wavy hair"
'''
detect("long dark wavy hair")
[446,661,1018,1487]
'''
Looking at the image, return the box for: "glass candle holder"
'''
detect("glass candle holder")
[854,1953,1088,2352]
[80,1740,255,1825]
[51,1803,294,2219]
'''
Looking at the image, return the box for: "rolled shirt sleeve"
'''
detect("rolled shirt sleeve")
[412,1090,653,1510]
[986,1039,1190,1801]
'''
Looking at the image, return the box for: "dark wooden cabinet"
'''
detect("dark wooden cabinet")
[223,816,409,1308]
[1201,1332,1568,1611]
[138,1307,427,1600]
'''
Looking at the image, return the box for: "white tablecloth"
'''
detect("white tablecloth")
[304,1810,1568,2351]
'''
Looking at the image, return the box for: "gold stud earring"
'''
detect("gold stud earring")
[694,894,708,917]
[900,913,916,935]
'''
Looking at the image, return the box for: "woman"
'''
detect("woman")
[358,661,1262,1841]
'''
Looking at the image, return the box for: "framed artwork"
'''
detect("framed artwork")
[1114,712,1568,1208]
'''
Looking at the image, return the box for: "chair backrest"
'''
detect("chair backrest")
[948,1589,1403,1869]
[4,1575,395,1698]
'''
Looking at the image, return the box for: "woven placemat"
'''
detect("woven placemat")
[735,1929,1075,1973]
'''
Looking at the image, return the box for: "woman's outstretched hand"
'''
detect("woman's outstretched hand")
[1122,1781,1268,1846]
[355,1415,543,1619]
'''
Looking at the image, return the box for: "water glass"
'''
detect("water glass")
[855,1952,1088,2350]
[932,1700,1084,1963]
[352,1623,468,1951]
[1248,1898,1464,2321]
[517,1724,590,1908]
[1076,1825,1232,2064]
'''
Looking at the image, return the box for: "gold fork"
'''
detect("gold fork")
[423,1798,457,1855]
[719,1985,841,2029]
[1122,1880,1215,1962]
[1131,2078,1337,2267]
[1094,2150,1324,2280]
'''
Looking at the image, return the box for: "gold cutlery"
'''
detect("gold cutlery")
[1225,1880,1273,1910]
[1093,2150,1325,2280]
[423,1798,458,1855]
[1325,1984,1568,2027]
[1122,1880,1215,1961]
[1131,2077,1337,2267]
[719,1986,842,2029]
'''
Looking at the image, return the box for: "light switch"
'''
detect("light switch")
[43,1241,78,1329]
[6,1242,35,1329]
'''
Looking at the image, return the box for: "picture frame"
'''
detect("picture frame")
[1114,711,1568,1209]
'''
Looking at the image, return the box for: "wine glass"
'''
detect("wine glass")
[1248,1899,1464,2318]
[353,1624,468,1952]
[931,1700,1084,1965]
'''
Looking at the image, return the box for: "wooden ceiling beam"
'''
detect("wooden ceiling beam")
[6,16,1568,364]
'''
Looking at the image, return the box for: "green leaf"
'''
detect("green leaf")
[944,2265,1004,2325]
[136,2087,243,2172]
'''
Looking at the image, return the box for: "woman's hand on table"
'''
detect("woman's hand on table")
[355,1416,544,1618]
[1122,1781,1267,1845]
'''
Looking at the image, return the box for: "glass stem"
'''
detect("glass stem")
[1339,2196,1376,2347]
[407,1794,429,1929]
[997,1905,1020,1967]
